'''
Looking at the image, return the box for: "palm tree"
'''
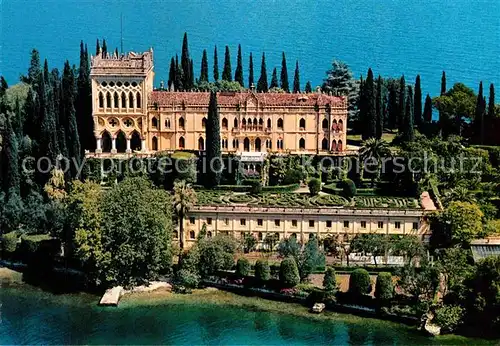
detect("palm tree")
[359,138,391,185]
[173,180,197,251]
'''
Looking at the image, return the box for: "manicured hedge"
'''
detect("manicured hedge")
[1,231,19,257]
[261,184,299,193]
[348,268,372,296]
[279,257,300,288]
[375,272,394,301]
[254,259,271,284]
[236,258,251,277]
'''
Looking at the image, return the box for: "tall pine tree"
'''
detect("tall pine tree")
[280,52,289,92]
[204,91,222,188]
[248,53,254,88]
[102,39,107,57]
[376,75,383,139]
[95,38,100,56]
[234,44,244,86]
[362,68,376,139]
[181,33,191,89]
[270,68,278,89]
[222,45,232,82]
[62,61,81,179]
[403,86,414,142]
[487,83,495,119]
[189,59,194,88]
[257,53,268,92]
[475,81,486,144]
[305,81,312,93]
[213,45,219,81]
[414,74,422,127]
[293,60,300,93]
[27,49,42,86]
[76,41,94,152]
[398,76,406,133]
[200,49,209,83]
[168,57,176,90]
[175,54,183,91]
[1,113,20,195]
[423,94,433,123]
[439,71,446,133]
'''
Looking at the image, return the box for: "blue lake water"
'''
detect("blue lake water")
[1,0,499,97]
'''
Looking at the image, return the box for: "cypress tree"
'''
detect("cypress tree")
[62,61,81,179]
[2,114,20,195]
[102,39,107,57]
[398,76,406,133]
[305,81,312,93]
[222,45,232,82]
[213,45,219,81]
[234,44,244,86]
[280,52,289,92]
[248,52,254,88]
[53,68,67,158]
[115,47,119,57]
[387,81,398,130]
[440,71,447,95]
[181,32,191,89]
[376,75,383,139]
[76,40,94,153]
[414,74,422,126]
[362,68,376,139]
[270,68,278,89]
[293,60,300,93]
[358,75,364,131]
[403,86,414,142]
[475,81,486,144]
[43,59,50,85]
[168,57,176,90]
[27,49,41,86]
[423,94,433,123]
[175,54,183,91]
[204,91,222,188]
[95,38,100,56]
[257,53,268,92]
[487,83,495,119]
[189,58,194,89]
[200,49,209,83]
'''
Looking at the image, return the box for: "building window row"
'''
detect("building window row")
[98,91,141,109]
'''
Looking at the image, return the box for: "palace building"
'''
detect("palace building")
[90,49,349,155]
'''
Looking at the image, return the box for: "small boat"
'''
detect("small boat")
[311,303,325,313]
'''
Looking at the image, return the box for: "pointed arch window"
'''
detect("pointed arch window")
[322,118,328,130]
[332,119,338,132]
[179,117,185,129]
[179,136,185,149]
[234,118,238,128]
[165,119,171,128]
[222,118,228,129]
[114,92,119,108]
[299,118,306,130]
[202,117,207,129]
[152,117,158,129]
[322,138,328,150]
[136,92,141,108]
[331,140,337,151]
[277,118,283,130]
[106,92,112,108]
[299,138,306,150]
[121,92,126,109]
[198,137,205,151]
[152,136,158,151]
[338,120,343,132]
[337,140,343,151]
[267,118,271,129]
[129,92,134,108]
[98,92,104,108]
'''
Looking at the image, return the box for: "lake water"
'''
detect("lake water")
[1,0,499,97]
[0,287,484,345]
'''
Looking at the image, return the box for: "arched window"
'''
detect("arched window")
[234,118,238,128]
[189,231,195,239]
[322,138,328,150]
[222,118,228,129]
[202,117,207,128]
[332,119,338,132]
[244,137,250,152]
[277,118,283,129]
[152,117,158,129]
[255,138,261,151]
[299,138,305,150]
[232,139,236,148]
[322,118,328,130]
[299,118,306,129]
[165,119,171,128]
[179,136,185,149]
[258,232,263,241]
[101,131,112,152]
[106,92,111,108]
[121,92,126,108]
[338,120,343,132]
[337,140,343,151]
[152,136,158,151]
[114,92,119,108]
[253,118,258,126]
[198,137,205,151]
[131,131,141,151]
[98,92,104,108]
[331,140,337,151]
[136,92,141,108]
[179,117,185,129]
[116,131,127,153]
[259,118,263,126]
[242,118,247,127]
[267,118,271,129]
[129,92,134,108]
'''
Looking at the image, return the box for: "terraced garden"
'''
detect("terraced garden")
[195,191,421,209]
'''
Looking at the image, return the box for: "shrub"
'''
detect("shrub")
[283,168,305,185]
[235,258,251,277]
[1,231,18,256]
[175,268,200,290]
[323,266,337,292]
[341,179,357,198]
[248,180,262,195]
[279,257,300,288]
[349,268,372,296]
[254,259,271,284]
[308,178,321,196]
[375,272,394,301]
[434,305,465,332]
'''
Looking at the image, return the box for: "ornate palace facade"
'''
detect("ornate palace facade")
[90,49,348,155]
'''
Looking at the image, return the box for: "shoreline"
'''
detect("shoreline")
[1,268,495,345]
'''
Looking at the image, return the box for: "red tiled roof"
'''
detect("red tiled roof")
[149,91,346,107]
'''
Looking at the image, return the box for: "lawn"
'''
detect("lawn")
[347,132,397,147]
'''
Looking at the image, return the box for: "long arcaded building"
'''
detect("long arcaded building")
[90,49,348,155]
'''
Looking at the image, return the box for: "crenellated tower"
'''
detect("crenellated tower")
[90,48,154,153]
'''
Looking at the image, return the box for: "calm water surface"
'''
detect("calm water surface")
[0,286,489,345]
[1,0,499,96]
